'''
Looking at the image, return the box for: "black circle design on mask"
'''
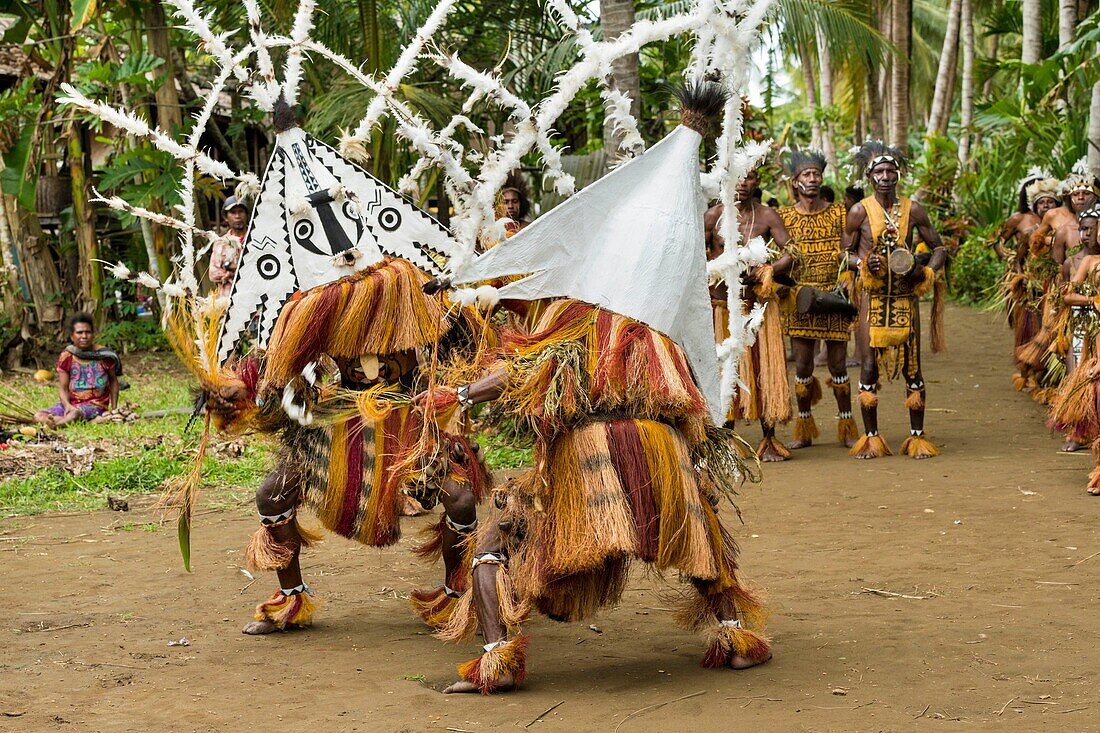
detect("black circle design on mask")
[257,254,281,280]
[378,207,402,232]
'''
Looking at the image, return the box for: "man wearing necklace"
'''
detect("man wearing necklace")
[778,150,858,451]
[704,165,795,461]
[844,141,947,459]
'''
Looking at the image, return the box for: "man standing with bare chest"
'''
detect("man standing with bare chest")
[845,141,947,460]
[705,166,794,461]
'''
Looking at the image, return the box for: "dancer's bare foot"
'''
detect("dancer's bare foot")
[443,673,516,694]
[758,447,789,462]
[1088,485,1100,496]
[242,619,280,634]
[785,438,812,450]
[1062,440,1086,453]
[729,653,772,670]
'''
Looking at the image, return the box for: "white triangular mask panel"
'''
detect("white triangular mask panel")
[216,127,458,363]
[450,126,722,423]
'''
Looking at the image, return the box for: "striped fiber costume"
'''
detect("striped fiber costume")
[437,299,769,692]
[212,257,488,629]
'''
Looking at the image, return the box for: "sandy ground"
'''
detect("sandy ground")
[2,302,1099,732]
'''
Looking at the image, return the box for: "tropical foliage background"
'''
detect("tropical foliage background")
[0,0,1097,365]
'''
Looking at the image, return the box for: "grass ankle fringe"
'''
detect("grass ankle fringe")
[793,415,819,443]
[795,376,823,406]
[262,258,450,390]
[837,417,859,445]
[899,434,939,458]
[858,390,878,409]
[413,516,446,561]
[701,625,772,668]
[756,435,791,460]
[255,589,317,629]
[905,389,925,411]
[1012,372,1028,392]
[457,635,530,694]
[849,433,892,459]
[410,587,459,628]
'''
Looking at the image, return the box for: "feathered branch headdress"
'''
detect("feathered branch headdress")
[1061,157,1099,196]
[852,140,908,178]
[1026,178,1062,211]
[784,148,827,176]
[1017,165,1053,193]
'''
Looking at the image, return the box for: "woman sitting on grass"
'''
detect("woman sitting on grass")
[34,313,119,427]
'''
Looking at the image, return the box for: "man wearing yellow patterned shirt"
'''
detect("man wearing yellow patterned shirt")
[779,150,858,450]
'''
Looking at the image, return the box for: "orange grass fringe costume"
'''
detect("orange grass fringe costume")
[433,299,769,692]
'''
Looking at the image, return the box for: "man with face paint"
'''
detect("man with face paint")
[777,150,857,450]
[844,141,946,459]
[705,165,795,461]
[1047,205,1100,493]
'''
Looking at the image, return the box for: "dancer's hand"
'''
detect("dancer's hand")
[866,252,886,276]
[412,386,456,409]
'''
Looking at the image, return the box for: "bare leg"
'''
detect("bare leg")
[757,420,789,462]
[826,340,857,448]
[444,521,517,694]
[243,464,305,634]
[787,338,817,450]
[438,479,477,593]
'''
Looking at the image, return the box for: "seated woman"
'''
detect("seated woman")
[35,313,119,426]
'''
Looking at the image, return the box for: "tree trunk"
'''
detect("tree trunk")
[1022,0,1042,64]
[957,0,975,168]
[358,0,382,75]
[866,73,885,140]
[814,25,838,170]
[600,0,640,157]
[8,200,64,333]
[67,122,101,317]
[889,0,912,149]
[144,0,183,279]
[799,42,823,151]
[1089,77,1100,180]
[1059,0,1077,51]
[983,0,1001,100]
[927,0,962,137]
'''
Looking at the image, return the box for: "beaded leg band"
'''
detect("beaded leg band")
[836,410,859,445]
[245,509,321,572]
[792,410,819,445]
[794,375,822,405]
[905,380,926,411]
[254,584,318,629]
[857,382,879,410]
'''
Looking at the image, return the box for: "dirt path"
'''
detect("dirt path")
[3,303,1099,732]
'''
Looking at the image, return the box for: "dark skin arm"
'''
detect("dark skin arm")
[760,207,795,276]
[909,201,947,272]
[107,365,119,410]
[1063,255,1100,307]
[992,213,1022,261]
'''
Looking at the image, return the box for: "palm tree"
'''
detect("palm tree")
[889,0,911,147]
[927,0,961,137]
[1058,0,1077,50]
[1021,0,1042,64]
[957,0,974,167]
[600,0,640,156]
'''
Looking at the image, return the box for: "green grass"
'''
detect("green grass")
[475,430,533,470]
[0,353,272,516]
[1,351,532,516]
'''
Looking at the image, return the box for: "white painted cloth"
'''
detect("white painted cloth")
[450,125,723,423]
[216,126,459,362]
